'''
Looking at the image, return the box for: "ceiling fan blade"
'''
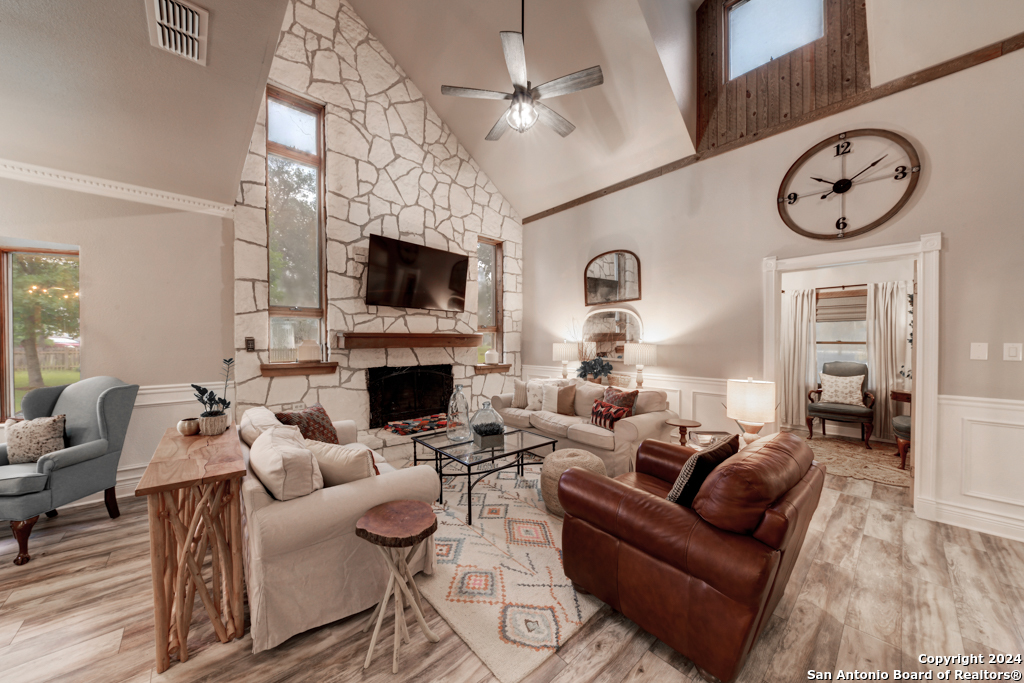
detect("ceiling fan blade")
[485,110,511,141]
[500,31,528,90]
[535,103,575,137]
[531,65,604,100]
[441,85,512,100]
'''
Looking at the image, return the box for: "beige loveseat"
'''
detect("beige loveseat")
[238,417,440,653]
[492,379,677,477]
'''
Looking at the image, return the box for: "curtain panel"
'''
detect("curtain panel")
[867,281,912,441]
[779,289,816,427]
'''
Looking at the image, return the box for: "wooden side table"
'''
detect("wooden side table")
[357,500,440,673]
[665,418,702,445]
[135,425,246,673]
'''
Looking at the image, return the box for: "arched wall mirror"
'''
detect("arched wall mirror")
[582,308,643,362]
[584,250,641,306]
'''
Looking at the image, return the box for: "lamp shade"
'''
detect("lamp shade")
[623,343,657,367]
[726,378,776,424]
[552,342,577,362]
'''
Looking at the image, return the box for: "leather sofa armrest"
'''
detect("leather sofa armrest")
[332,420,358,445]
[491,393,514,411]
[36,439,110,474]
[636,439,696,483]
[559,468,780,606]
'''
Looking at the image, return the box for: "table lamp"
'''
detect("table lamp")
[623,343,657,388]
[726,377,776,447]
[552,342,577,378]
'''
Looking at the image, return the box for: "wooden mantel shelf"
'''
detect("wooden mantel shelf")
[342,333,483,349]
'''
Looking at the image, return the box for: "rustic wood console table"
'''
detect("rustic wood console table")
[135,425,246,673]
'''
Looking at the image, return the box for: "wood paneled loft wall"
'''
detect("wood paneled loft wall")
[696,0,870,152]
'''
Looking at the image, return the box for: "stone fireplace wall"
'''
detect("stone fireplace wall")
[233,0,523,458]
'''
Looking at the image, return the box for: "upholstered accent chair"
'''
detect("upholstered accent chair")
[806,361,875,449]
[892,415,911,470]
[0,376,139,565]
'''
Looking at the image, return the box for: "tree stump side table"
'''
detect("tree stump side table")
[356,499,440,674]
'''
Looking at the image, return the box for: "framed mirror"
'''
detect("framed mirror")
[582,308,643,362]
[585,250,641,306]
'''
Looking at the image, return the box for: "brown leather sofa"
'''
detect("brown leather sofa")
[558,432,824,682]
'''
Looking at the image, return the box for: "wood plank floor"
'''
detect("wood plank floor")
[1,473,1022,683]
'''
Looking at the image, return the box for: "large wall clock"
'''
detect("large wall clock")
[777,128,921,240]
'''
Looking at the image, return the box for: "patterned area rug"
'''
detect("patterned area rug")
[419,462,602,683]
[784,428,912,487]
[384,413,446,435]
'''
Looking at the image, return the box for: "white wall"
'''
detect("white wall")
[866,0,1024,86]
[781,259,915,291]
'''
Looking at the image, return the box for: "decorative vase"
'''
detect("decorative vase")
[446,384,472,443]
[198,412,229,436]
[177,418,201,437]
[471,400,505,449]
[484,348,500,364]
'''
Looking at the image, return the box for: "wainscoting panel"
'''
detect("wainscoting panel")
[918,394,1024,541]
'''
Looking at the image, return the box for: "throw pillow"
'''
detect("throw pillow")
[591,400,630,430]
[512,379,529,409]
[573,382,606,418]
[304,439,376,487]
[5,415,66,464]
[819,374,865,406]
[275,403,339,444]
[239,406,282,447]
[249,425,324,501]
[525,381,545,411]
[602,387,639,417]
[542,383,577,415]
[666,434,741,507]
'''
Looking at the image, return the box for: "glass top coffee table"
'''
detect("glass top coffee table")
[412,429,557,525]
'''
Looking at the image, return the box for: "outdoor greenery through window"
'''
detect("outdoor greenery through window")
[9,252,80,417]
[728,0,824,78]
[477,240,502,364]
[266,88,324,362]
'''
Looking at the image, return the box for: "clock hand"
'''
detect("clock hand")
[849,154,888,183]
[810,177,835,185]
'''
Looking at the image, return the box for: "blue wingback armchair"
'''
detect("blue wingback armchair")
[0,376,139,565]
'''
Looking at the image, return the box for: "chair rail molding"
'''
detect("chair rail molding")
[0,157,235,217]
[763,233,942,519]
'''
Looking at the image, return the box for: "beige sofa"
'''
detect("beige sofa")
[239,418,440,653]
[492,380,677,476]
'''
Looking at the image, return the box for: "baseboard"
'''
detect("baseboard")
[916,496,1024,543]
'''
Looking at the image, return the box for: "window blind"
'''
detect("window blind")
[816,289,867,322]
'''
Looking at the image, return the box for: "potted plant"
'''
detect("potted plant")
[577,358,613,384]
[192,358,234,436]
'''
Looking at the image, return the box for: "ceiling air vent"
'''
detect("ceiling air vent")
[144,0,209,65]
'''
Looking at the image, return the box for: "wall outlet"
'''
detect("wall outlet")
[970,343,989,360]
[245,336,255,352]
[282,402,306,411]
[1005,343,1023,362]
[353,246,369,262]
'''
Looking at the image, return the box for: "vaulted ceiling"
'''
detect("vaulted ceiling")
[0,0,286,204]
[349,0,696,218]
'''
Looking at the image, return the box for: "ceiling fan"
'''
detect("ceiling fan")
[440,0,604,141]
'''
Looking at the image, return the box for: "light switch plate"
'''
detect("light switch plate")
[1005,343,1023,361]
[970,343,989,360]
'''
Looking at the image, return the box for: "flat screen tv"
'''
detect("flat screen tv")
[365,234,469,312]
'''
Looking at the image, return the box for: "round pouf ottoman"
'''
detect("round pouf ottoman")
[541,449,606,517]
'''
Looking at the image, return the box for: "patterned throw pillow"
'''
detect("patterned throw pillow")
[512,379,529,409]
[274,403,339,444]
[591,400,630,430]
[819,374,866,407]
[602,387,639,417]
[4,414,67,464]
[667,434,740,507]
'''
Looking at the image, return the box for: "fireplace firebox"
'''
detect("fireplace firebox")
[367,365,453,429]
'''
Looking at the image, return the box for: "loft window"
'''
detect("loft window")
[266,87,325,363]
[477,239,503,364]
[727,0,824,79]
[814,287,867,375]
[4,250,80,418]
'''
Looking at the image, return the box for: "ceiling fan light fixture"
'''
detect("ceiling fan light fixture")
[506,95,538,133]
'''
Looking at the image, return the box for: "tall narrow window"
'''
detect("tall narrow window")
[266,87,325,363]
[5,251,80,418]
[727,0,824,79]
[477,239,503,364]
[815,287,867,375]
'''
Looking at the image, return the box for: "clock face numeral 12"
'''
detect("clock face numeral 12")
[776,129,922,241]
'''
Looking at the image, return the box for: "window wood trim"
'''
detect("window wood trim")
[0,248,80,420]
[265,86,329,369]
